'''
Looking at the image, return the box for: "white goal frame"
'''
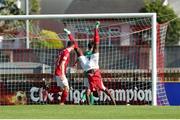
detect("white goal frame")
[0,13,157,105]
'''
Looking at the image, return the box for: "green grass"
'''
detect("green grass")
[0,105,180,119]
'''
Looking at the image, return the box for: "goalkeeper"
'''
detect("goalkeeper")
[81,42,95,105]
[64,21,116,105]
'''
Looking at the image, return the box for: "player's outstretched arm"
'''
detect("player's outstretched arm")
[64,28,71,35]
[64,28,78,48]
[93,21,100,53]
[95,21,100,29]
[64,28,83,57]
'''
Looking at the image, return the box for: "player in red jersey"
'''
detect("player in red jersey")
[64,21,116,105]
[54,41,76,105]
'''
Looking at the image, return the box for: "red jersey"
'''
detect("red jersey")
[55,48,70,76]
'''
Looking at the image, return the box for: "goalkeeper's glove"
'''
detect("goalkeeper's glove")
[95,21,100,29]
[64,28,71,34]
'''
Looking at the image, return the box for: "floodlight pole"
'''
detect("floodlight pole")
[25,0,29,49]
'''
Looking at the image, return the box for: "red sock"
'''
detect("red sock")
[60,90,68,104]
[68,34,78,48]
[94,28,100,44]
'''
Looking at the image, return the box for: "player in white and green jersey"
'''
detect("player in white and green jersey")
[81,42,94,104]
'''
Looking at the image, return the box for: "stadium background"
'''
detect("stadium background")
[0,0,180,106]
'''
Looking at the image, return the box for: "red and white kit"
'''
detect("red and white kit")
[54,48,71,89]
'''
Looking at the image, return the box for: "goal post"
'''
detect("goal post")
[0,13,164,106]
[152,13,157,106]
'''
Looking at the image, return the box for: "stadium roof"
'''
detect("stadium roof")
[64,0,144,14]
[40,0,180,16]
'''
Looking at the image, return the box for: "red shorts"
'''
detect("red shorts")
[87,69,106,91]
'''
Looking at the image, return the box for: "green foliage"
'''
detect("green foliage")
[31,30,64,49]
[30,0,41,14]
[140,0,180,45]
[0,0,41,14]
[0,0,24,32]
[0,0,23,15]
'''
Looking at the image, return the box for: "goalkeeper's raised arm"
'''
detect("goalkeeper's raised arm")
[93,21,100,54]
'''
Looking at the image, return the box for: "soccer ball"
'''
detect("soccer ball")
[15,91,27,105]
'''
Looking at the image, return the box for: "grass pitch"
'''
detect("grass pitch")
[0,105,180,119]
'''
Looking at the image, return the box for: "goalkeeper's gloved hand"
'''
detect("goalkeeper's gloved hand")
[64,28,71,35]
[95,21,100,29]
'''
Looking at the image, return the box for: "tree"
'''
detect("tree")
[0,0,64,49]
[140,0,180,45]
[30,29,64,49]
[0,0,41,32]
[0,0,24,33]
[30,0,41,14]
[0,0,23,15]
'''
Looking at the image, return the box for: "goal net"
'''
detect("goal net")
[0,14,168,105]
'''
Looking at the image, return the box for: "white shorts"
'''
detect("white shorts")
[78,53,99,72]
[54,75,69,90]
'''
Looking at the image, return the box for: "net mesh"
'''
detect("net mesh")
[0,16,168,105]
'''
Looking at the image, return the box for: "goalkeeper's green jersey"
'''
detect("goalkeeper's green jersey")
[84,50,93,59]
[84,50,93,77]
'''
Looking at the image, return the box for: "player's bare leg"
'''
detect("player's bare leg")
[103,88,116,105]
[85,88,91,105]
